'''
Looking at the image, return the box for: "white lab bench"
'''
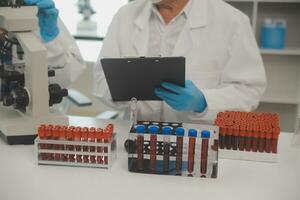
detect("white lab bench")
[0,116,299,200]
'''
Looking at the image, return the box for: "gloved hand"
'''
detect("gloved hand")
[155,80,207,113]
[24,0,59,43]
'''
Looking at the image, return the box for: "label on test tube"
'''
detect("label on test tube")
[149,125,159,172]
[175,127,185,175]
[136,125,145,171]
[162,126,172,173]
[188,129,197,176]
[200,130,210,175]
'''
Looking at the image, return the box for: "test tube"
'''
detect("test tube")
[149,125,159,172]
[38,125,47,160]
[239,124,246,151]
[82,127,89,163]
[175,127,185,175]
[272,127,280,154]
[162,126,172,174]
[96,128,104,164]
[252,125,259,152]
[59,126,68,162]
[45,125,54,160]
[66,127,75,162]
[231,126,239,150]
[53,125,61,161]
[258,125,266,153]
[219,125,226,149]
[136,125,145,171]
[103,124,113,165]
[245,124,253,152]
[201,130,210,175]
[265,126,272,153]
[89,127,96,164]
[74,127,82,163]
[225,126,232,150]
[188,129,197,175]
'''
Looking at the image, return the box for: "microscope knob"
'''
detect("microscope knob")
[3,95,14,106]
[48,70,55,77]
[3,87,29,110]
[48,84,68,106]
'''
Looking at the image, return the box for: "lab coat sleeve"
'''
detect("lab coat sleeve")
[92,11,130,110]
[198,16,267,118]
[38,19,86,88]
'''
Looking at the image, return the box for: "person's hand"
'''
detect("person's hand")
[155,80,207,113]
[24,0,59,42]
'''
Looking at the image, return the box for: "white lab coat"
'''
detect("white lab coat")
[93,0,267,123]
[36,19,86,87]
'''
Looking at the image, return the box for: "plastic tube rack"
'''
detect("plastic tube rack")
[126,121,219,178]
[35,124,116,169]
[215,111,280,162]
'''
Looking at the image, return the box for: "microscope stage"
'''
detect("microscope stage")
[0,106,69,145]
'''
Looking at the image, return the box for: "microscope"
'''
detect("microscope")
[76,0,97,37]
[0,0,69,145]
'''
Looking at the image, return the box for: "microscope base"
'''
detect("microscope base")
[0,107,69,145]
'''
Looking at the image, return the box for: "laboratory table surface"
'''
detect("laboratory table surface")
[0,116,300,200]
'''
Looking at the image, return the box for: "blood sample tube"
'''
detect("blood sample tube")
[245,124,252,152]
[265,126,272,153]
[201,130,210,175]
[82,127,89,163]
[74,127,82,163]
[53,125,61,161]
[239,124,246,151]
[149,125,159,172]
[104,124,113,165]
[38,125,47,160]
[175,127,184,175]
[89,127,96,164]
[187,129,197,176]
[45,125,54,160]
[272,127,280,154]
[258,125,266,153]
[231,125,239,150]
[162,126,172,174]
[66,127,75,162]
[135,125,145,171]
[225,125,232,150]
[219,125,226,149]
[59,126,68,162]
[252,125,259,152]
[96,128,104,164]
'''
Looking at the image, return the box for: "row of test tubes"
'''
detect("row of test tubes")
[37,124,114,165]
[131,123,217,177]
[215,111,280,154]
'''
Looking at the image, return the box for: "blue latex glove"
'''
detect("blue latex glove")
[155,80,207,113]
[24,0,59,42]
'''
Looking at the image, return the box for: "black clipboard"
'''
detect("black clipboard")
[101,57,185,101]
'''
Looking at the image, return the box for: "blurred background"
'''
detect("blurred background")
[54,0,300,132]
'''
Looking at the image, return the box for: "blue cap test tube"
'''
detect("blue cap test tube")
[135,125,145,171]
[149,125,159,172]
[175,127,185,174]
[200,130,211,175]
[162,126,172,173]
[188,129,197,175]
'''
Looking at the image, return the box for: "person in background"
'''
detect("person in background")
[24,0,86,87]
[93,0,266,122]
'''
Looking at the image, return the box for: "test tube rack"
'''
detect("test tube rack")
[127,121,219,178]
[215,111,280,162]
[35,124,116,169]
